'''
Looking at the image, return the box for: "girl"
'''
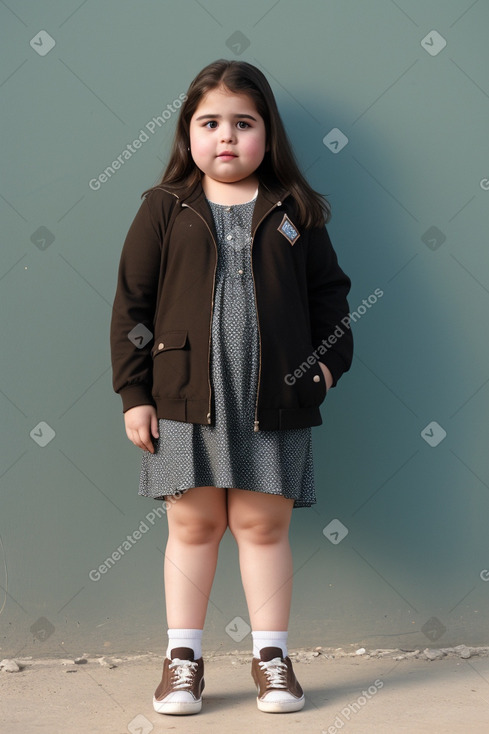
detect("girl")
[110,59,353,716]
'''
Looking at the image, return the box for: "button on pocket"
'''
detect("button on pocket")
[151,331,188,357]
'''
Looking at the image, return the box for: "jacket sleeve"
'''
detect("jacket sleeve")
[306,225,353,387]
[110,193,162,412]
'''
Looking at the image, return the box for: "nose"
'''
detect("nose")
[220,124,236,143]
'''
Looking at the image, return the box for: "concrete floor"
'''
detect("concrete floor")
[1,649,489,733]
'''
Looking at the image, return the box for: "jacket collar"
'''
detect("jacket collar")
[163,177,290,237]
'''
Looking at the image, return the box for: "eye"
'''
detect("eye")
[204,120,218,129]
[237,121,250,129]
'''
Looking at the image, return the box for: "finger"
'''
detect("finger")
[138,426,155,454]
[151,412,159,439]
[126,428,142,450]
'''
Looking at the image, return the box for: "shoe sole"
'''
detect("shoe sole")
[153,695,202,715]
[256,694,305,713]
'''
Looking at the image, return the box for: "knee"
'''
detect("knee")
[171,514,227,546]
[229,516,287,545]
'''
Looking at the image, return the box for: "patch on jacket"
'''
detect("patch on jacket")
[277,214,300,245]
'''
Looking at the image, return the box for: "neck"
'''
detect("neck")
[201,174,259,205]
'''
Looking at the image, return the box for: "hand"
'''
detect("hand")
[318,362,334,391]
[124,405,159,453]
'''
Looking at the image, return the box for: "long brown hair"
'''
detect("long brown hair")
[143,59,331,228]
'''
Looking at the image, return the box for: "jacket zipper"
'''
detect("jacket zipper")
[182,197,283,432]
[250,200,282,432]
[181,202,217,425]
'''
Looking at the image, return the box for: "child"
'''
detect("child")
[110,59,353,716]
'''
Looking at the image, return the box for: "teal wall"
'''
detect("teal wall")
[1,0,488,658]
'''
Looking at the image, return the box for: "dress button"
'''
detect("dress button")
[225,206,231,211]
[313,374,320,382]
[238,269,243,274]
[158,342,164,350]
[226,234,233,240]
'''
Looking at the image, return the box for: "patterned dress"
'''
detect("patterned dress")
[139,192,316,508]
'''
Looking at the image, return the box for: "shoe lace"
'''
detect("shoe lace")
[258,657,288,688]
[169,658,198,689]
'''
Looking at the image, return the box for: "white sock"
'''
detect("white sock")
[166,628,203,660]
[252,630,288,659]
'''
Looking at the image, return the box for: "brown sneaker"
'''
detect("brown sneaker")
[251,646,305,713]
[153,647,205,715]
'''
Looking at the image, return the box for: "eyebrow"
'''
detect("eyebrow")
[195,113,258,121]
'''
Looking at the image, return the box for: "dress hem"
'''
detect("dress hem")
[138,485,315,509]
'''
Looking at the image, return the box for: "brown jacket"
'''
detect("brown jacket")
[110,178,353,431]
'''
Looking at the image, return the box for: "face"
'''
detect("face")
[189,85,268,186]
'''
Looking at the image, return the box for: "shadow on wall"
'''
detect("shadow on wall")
[282,92,489,648]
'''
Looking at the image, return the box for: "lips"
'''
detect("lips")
[217,151,237,158]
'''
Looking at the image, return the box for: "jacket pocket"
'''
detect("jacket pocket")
[151,330,189,397]
[284,344,327,408]
[315,362,328,404]
[304,358,327,407]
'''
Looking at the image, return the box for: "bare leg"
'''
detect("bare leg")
[227,489,294,630]
[164,486,227,629]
